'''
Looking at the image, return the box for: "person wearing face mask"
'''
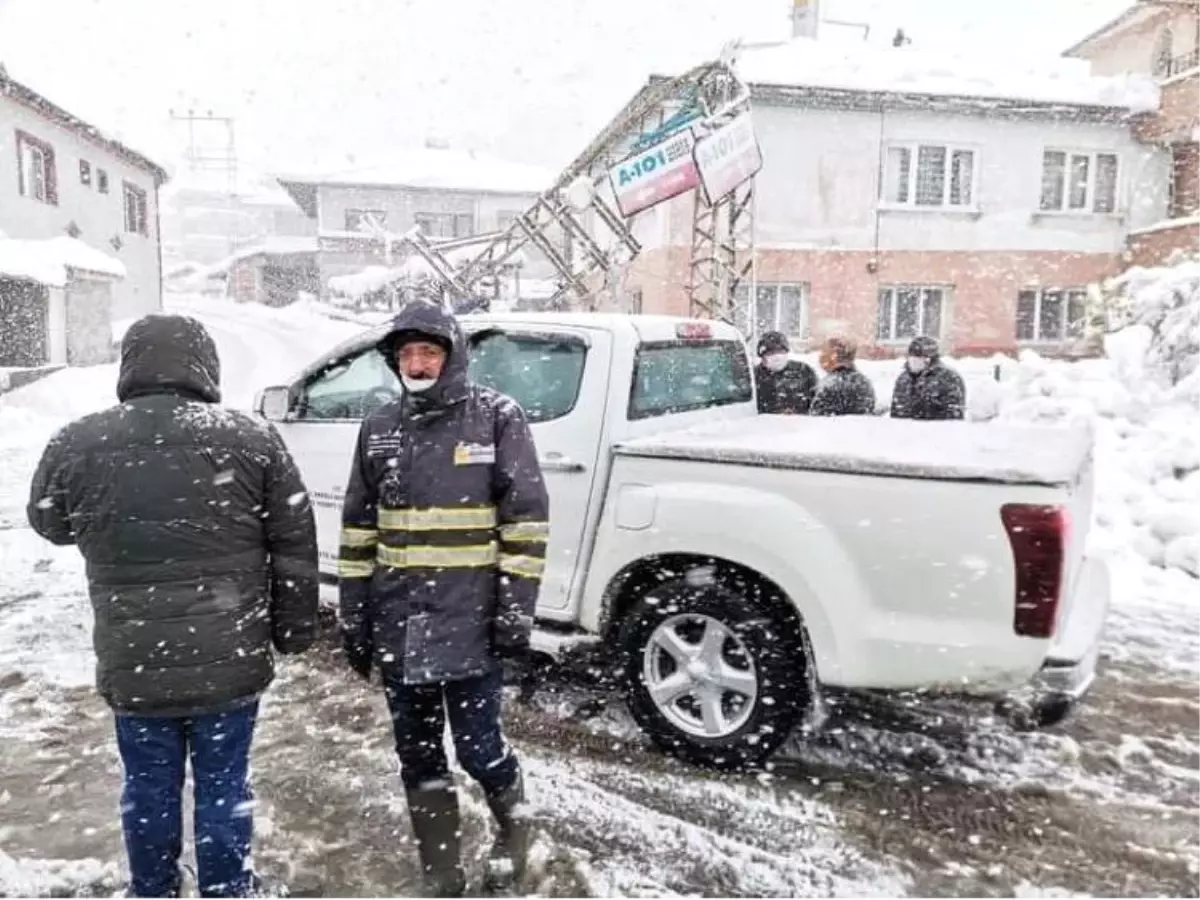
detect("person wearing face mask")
[753,331,819,415]
[337,300,549,897]
[889,336,966,421]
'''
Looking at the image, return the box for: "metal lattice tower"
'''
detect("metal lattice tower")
[390,58,757,316]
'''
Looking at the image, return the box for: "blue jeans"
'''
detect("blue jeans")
[382,669,519,796]
[114,703,258,898]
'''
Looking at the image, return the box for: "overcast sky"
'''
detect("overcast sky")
[0,0,1129,177]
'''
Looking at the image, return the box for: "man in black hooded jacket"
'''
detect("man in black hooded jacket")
[27,313,318,899]
[338,301,549,897]
[890,336,967,420]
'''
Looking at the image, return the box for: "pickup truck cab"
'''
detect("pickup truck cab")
[255,312,1111,768]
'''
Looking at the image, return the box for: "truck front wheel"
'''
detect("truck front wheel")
[618,574,808,770]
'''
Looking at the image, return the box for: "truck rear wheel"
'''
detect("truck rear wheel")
[618,573,808,770]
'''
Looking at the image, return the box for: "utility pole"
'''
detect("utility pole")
[168,108,240,255]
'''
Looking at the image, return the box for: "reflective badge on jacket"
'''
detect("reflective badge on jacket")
[453,442,496,466]
[367,432,402,458]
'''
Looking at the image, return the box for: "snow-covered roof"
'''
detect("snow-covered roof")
[160,166,296,207]
[0,71,167,183]
[0,236,126,286]
[1062,1,1168,58]
[278,148,553,216]
[724,37,1159,114]
[204,236,318,275]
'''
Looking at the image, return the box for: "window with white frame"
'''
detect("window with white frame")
[732,282,808,340]
[414,211,473,238]
[1015,288,1089,343]
[1040,150,1118,214]
[15,130,57,205]
[877,286,946,342]
[345,208,388,233]
[882,143,976,208]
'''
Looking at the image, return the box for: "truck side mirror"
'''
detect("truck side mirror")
[256,385,293,422]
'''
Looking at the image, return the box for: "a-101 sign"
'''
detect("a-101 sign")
[607,129,701,218]
[693,111,763,205]
[606,111,762,218]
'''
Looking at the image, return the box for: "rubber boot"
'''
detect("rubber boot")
[406,784,467,898]
[483,769,531,893]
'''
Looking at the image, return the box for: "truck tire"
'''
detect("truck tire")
[618,574,808,770]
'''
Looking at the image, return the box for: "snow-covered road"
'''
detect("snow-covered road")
[0,293,1196,897]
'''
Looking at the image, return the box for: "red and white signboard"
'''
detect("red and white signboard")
[608,129,702,218]
[694,111,764,205]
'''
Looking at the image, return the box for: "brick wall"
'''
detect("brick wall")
[1130,221,1200,267]
[1170,142,1200,217]
[632,247,1123,358]
[1134,74,1199,143]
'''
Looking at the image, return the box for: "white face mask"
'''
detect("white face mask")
[763,353,789,373]
[401,374,438,393]
[907,356,929,374]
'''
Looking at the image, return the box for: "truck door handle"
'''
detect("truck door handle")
[539,453,586,473]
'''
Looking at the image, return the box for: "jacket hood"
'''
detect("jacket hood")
[117,314,221,403]
[376,301,468,411]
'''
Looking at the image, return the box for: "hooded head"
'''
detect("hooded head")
[906,336,940,375]
[376,301,468,411]
[818,335,857,373]
[116,314,221,404]
[756,331,791,373]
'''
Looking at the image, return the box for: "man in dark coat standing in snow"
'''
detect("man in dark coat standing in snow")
[753,331,818,415]
[810,335,877,416]
[26,314,319,898]
[338,301,549,897]
[890,336,967,420]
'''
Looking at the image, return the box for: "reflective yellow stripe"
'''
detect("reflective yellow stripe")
[338,559,376,579]
[499,521,549,543]
[499,554,545,580]
[341,527,378,548]
[377,542,499,569]
[377,506,498,531]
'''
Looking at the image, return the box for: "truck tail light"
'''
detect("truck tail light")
[1001,503,1070,639]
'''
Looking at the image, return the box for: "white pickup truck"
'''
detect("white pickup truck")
[255,312,1111,768]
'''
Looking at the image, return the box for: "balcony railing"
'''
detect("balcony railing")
[1157,47,1200,78]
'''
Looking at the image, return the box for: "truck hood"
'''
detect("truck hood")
[614,416,1096,488]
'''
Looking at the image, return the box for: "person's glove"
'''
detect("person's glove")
[341,627,373,681]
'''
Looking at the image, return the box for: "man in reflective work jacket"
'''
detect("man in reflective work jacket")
[338,300,549,897]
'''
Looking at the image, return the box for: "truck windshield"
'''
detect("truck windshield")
[628,340,752,421]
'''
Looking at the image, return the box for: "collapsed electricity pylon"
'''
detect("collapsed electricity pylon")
[392,56,757,317]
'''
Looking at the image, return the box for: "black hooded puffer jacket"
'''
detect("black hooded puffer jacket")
[26,314,319,717]
[338,301,550,685]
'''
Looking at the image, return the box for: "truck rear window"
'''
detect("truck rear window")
[629,340,752,421]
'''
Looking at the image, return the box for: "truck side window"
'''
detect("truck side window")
[295,347,401,421]
[468,331,586,423]
[629,340,753,420]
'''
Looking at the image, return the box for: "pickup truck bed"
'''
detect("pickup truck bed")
[616,415,1095,487]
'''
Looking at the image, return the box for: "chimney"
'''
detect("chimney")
[791,0,819,38]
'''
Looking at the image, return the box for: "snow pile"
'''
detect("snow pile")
[734,37,1159,112]
[990,337,1199,577]
[327,264,405,301]
[1103,259,1200,394]
[0,851,120,898]
[0,236,126,287]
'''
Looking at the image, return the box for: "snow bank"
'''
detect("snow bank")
[1104,258,1200,390]
[0,236,125,287]
[0,851,119,898]
[733,37,1159,112]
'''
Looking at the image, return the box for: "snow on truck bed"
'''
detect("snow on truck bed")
[616,415,1095,487]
